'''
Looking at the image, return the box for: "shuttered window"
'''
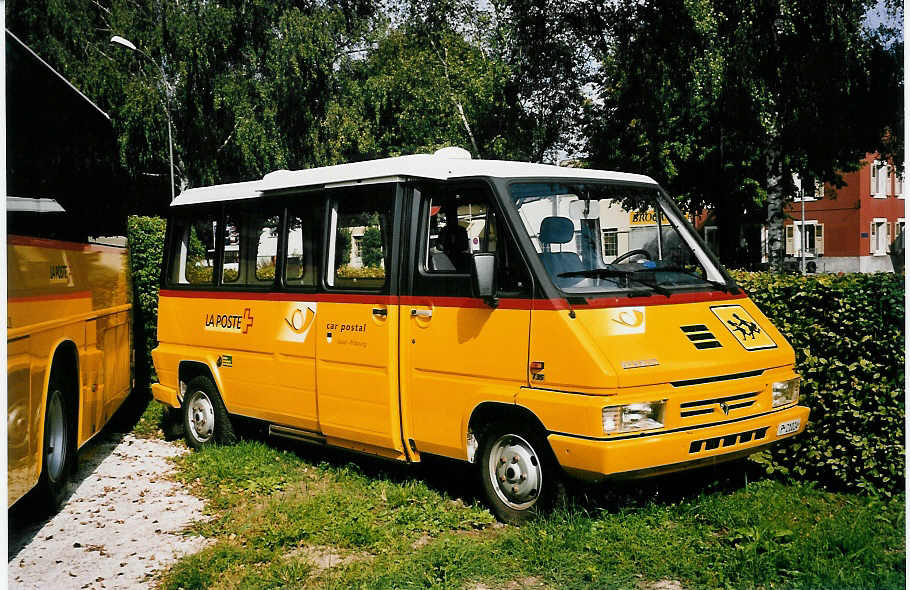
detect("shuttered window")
[870,219,887,254]
[871,161,889,197]
[815,224,824,255]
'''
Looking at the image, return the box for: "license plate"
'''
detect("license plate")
[777,419,801,436]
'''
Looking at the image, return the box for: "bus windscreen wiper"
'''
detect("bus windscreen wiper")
[644,264,739,293]
[557,267,671,296]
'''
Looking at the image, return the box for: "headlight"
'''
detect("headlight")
[772,378,800,407]
[602,401,666,434]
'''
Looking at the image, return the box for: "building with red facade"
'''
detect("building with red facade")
[778,154,904,273]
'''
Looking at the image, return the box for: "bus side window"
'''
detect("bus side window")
[420,186,528,296]
[326,187,394,290]
[220,208,281,286]
[222,214,240,283]
[171,211,217,285]
[286,201,322,288]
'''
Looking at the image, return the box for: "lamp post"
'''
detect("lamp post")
[110,35,176,202]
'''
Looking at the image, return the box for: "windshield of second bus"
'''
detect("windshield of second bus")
[510,182,728,296]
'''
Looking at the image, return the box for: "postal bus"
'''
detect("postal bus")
[7,198,133,509]
[151,147,808,523]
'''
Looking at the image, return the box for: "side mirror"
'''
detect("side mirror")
[471,252,498,307]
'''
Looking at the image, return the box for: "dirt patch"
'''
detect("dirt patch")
[638,580,685,590]
[467,576,550,590]
[8,433,209,589]
[285,544,371,572]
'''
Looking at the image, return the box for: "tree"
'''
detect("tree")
[360,226,384,267]
[581,0,903,268]
[7,0,377,207]
[336,228,352,267]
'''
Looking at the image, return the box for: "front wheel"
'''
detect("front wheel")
[182,375,235,450]
[478,421,560,524]
[38,382,73,510]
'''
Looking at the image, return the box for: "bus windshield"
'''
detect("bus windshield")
[510,181,731,296]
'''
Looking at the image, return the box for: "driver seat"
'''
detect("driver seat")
[538,216,583,280]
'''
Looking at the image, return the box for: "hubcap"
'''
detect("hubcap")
[45,391,66,483]
[487,434,542,510]
[188,391,215,443]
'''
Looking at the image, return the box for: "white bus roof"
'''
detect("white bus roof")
[171,149,658,207]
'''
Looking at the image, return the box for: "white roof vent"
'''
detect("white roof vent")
[433,146,472,160]
[263,169,291,181]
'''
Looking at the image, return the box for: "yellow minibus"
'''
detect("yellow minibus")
[7,199,133,509]
[152,148,808,523]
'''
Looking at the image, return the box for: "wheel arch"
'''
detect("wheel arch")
[177,360,224,406]
[38,340,80,475]
[466,402,550,464]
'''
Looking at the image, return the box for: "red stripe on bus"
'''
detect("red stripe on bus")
[158,289,398,305]
[7,235,126,254]
[8,290,93,303]
[159,289,746,309]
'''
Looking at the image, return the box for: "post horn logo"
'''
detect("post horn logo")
[284,302,318,340]
[613,309,644,328]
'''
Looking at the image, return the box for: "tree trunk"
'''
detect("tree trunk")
[766,169,786,272]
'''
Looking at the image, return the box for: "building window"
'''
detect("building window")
[791,221,822,256]
[896,218,906,252]
[703,226,719,256]
[792,173,823,201]
[871,161,889,197]
[895,170,904,198]
[602,228,618,258]
[870,218,889,255]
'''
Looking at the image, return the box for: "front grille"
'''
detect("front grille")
[689,426,768,453]
[679,391,759,418]
[670,369,765,387]
[680,324,721,349]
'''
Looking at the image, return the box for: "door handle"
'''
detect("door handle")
[410,309,433,318]
[372,307,388,317]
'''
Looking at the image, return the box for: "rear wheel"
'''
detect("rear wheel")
[182,375,235,450]
[37,380,73,510]
[478,421,560,524]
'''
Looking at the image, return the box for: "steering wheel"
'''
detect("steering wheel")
[611,249,652,265]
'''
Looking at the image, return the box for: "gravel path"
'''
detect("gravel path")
[8,433,209,589]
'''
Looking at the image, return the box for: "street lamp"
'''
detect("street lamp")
[111,35,176,202]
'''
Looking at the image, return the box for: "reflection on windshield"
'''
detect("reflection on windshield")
[511,182,728,295]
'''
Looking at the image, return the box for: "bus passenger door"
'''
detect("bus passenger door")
[314,185,405,459]
[399,183,532,460]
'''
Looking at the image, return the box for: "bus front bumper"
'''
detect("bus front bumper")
[547,404,810,481]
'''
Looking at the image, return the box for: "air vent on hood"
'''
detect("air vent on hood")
[680,324,722,349]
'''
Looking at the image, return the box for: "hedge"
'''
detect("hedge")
[126,215,167,381]
[732,271,905,496]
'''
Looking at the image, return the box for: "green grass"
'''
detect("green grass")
[158,440,905,590]
[130,395,166,438]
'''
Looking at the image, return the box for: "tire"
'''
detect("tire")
[182,375,235,450]
[37,379,73,510]
[478,420,561,525]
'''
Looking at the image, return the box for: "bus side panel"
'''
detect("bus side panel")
[100,311,132,425]
[155,294,320,432]
[8,337,33,507]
